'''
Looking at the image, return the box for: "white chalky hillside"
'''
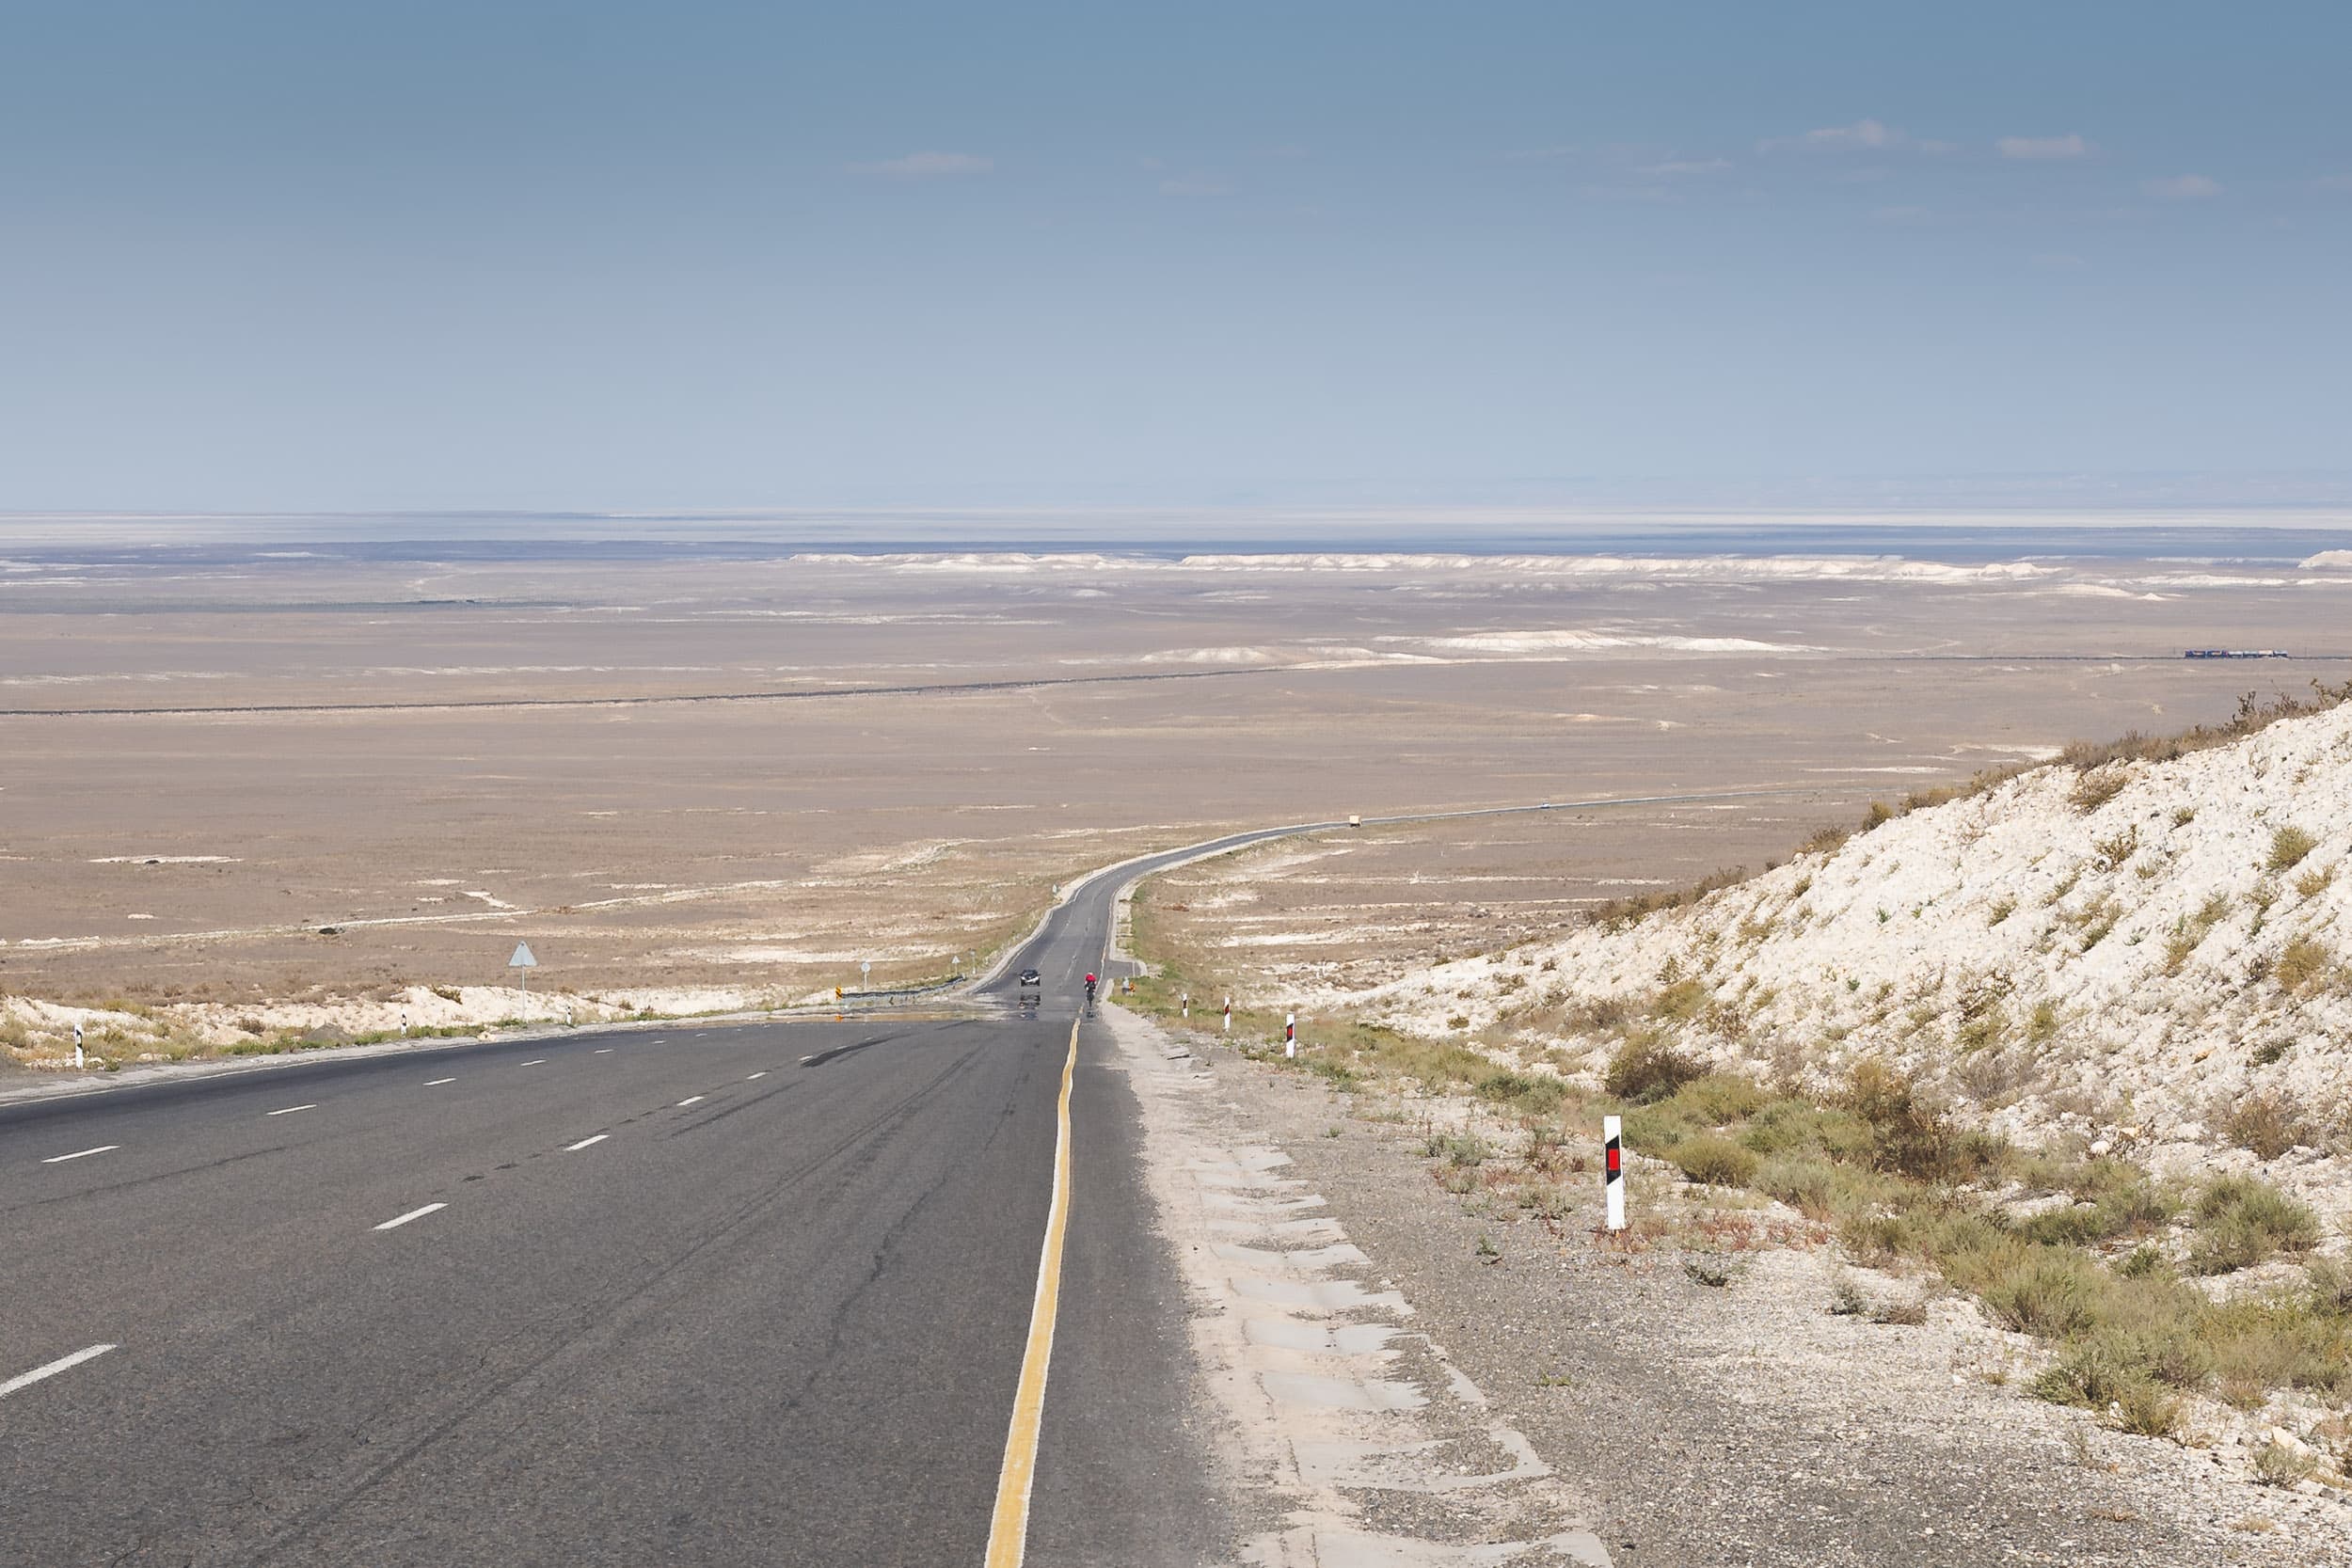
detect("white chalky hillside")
[1305,698,2352,1213]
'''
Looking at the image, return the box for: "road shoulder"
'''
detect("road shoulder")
[1103,1004,1614,1566]
[1136,1018,2352,1566]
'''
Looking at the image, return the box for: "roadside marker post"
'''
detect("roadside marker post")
[1603,1115,1626,1231]
[73,1022,85,1070]
[509,942,537,997]
[1284,1014,1295,1058]
[1181,991,1189,1020]
[1222,997,1231,1033]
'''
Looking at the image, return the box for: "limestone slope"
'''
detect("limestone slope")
[1313,700,2352,1208]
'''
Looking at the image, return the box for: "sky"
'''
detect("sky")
[1,1,2347,513]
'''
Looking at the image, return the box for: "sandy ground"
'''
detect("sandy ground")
[6,544,2350,1060]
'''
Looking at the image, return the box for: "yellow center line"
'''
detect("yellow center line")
[983,1016,1080,1568]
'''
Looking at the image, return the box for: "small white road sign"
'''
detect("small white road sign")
[510,942,537,968]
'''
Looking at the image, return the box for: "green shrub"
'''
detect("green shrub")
[2188,1175,2324,1274]
[2092,1180,2180,1239]
[2202,1298,2352,1402]
[1610,1106,1676,1150]
[2307,1256,2352,1316]
[2034,1342,2183,1437]
[1668,1071,1769,1125]
[1739,1099,1876,1163]
[1604,1033,1707,1103]
[1843,1059,1993,1182]
[1753,1153,1839,1219]
[1974,1244,2103,1338]
[1474,1069,1566,1115]
[1424,1131,1493,1168]
[2018,1203,2108,1247]
[2253,1439,2321,1488]
[1673,1134,1760,1187]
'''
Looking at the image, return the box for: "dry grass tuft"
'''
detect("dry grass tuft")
[2070,766,2133,814]
[2274,935,2334,995]
[2267,824,2320,874]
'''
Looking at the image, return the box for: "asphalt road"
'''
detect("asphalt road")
[0,830,1310,1568]
[0,795,1791,1565]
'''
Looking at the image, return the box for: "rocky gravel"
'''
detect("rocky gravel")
[1184,1036,2352,1567]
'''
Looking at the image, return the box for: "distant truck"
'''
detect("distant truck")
[2184,648,2290,658]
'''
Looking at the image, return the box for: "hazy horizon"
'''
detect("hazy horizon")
[6,500,2352,566]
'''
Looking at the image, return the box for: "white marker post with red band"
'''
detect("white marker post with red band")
[1283,1014,1296,1058]
[1222,997,1232,1033]
[1603,1115,1626,1231]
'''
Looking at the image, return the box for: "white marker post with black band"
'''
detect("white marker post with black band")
[1603,1115,1626,1231]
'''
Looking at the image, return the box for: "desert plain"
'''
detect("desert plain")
[4,517,2350,1058]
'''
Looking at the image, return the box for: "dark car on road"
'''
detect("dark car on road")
[1017,968,1042,992]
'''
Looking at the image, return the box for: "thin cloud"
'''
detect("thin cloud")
[849,150,994,179]
[1761,118,1902,153]
[1998,134,2092,160]
[2144,173,2221,200]
[1578,183,1677,204]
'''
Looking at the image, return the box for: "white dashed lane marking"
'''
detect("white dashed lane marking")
[0,1345,116,1402]
[564,1134,609,1151]
[593,1048,613,1054]
[675,1096,705,1107]
[373,1203,447,1232]
[40,1146,119,1164]
[265,1104,316,1117]
[747,1071,767,1081]
[519,1059,547,1068]
[424,1078,455,1086]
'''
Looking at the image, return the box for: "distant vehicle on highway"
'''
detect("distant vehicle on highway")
[1017,968,1042,991]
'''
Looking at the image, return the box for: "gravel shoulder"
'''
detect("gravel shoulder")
[1136,1009,2352,1567]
